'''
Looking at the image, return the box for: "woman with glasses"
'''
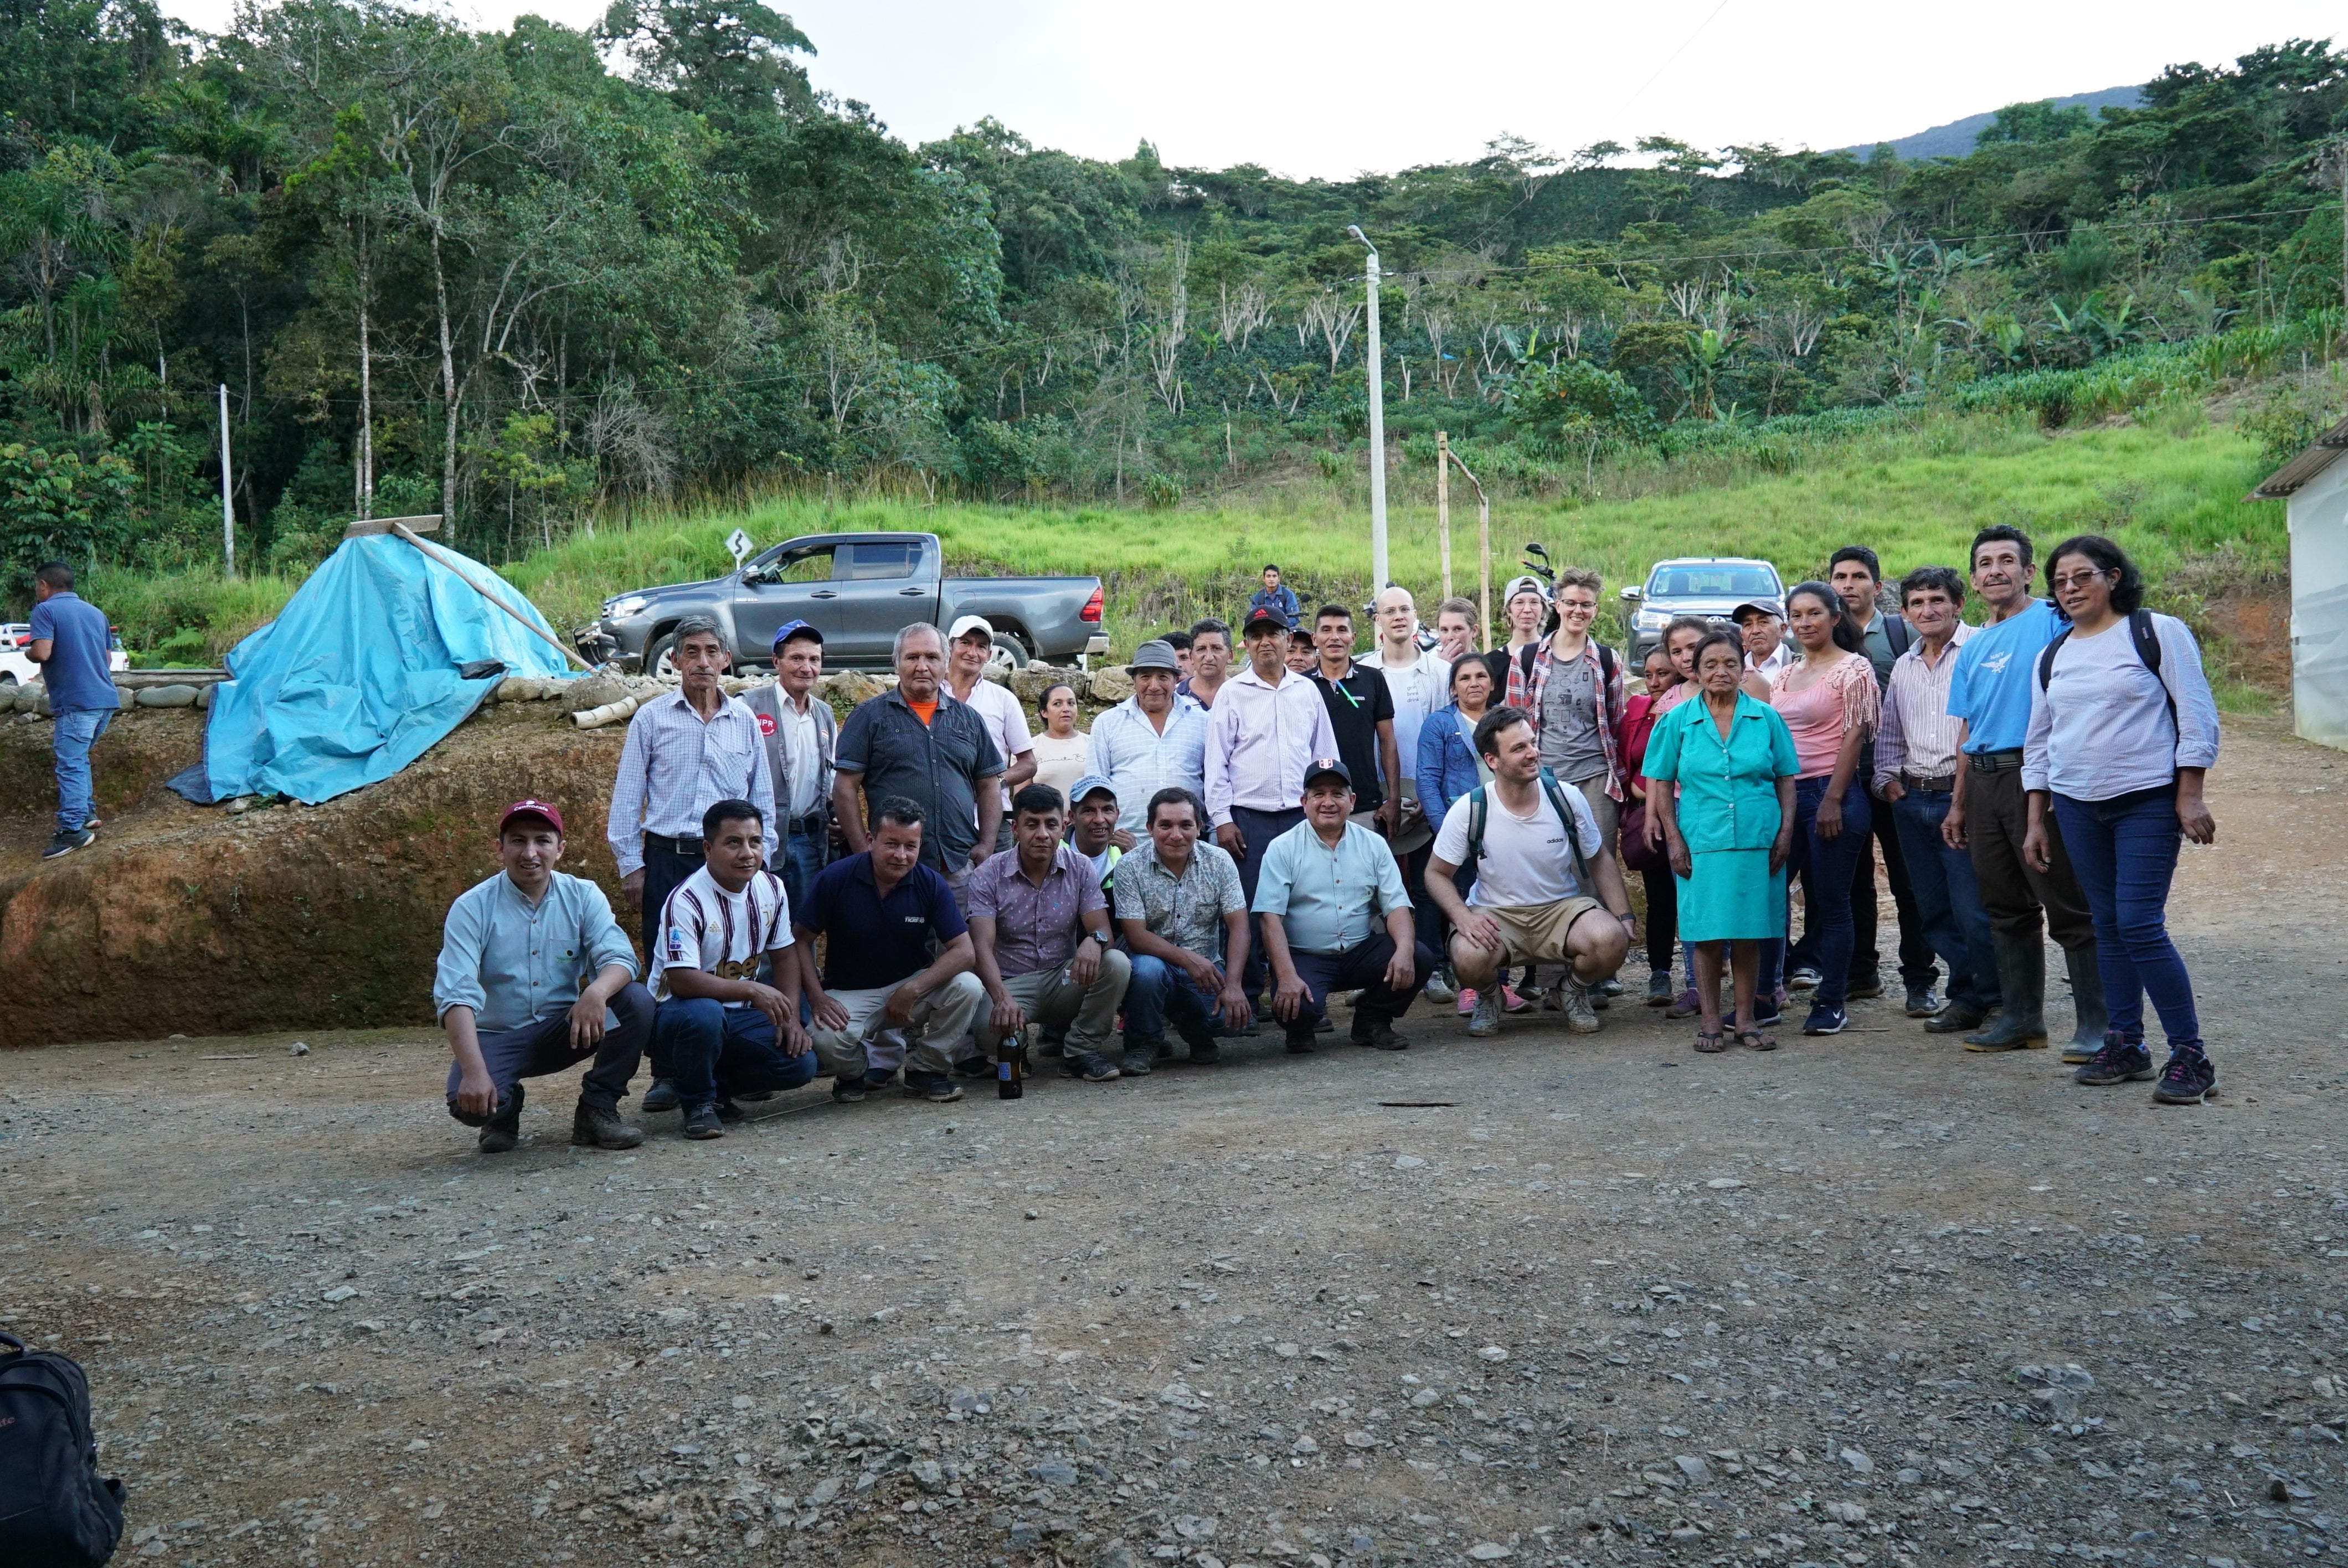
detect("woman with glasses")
[2022,535,2222,1105]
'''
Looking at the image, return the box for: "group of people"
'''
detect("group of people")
[428,529,2227,1152]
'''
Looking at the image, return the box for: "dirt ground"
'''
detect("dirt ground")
[3,714,2344,1568]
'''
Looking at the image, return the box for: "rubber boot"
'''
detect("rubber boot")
[1965,929,2048,1051]
[2058,946,2109,1066]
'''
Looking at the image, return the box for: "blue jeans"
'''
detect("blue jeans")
[2052,788,2200,1050]
[1788,776,1871,1007]
[1893,789,2000,1013]
[1126,953,1226,1046]
[774,827,828,917]
[652,997,818,1110]
[53,708,111,834]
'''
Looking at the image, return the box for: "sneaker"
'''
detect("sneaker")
[1126,1032,1168,1063]
[906,1071,965,1102]
[1801,1003,1847,1036]
[1597,977,1624,1004]
[81,816,102,834]
[1846,973,1884,1000]
[1501,985,1532,1015]
[1423,968,1456,1005]
[1351,1022,1410,1051]
[1646,971,1676,1007]
[2152,1049,2217,1105]
[1904,984,1940,1018]
[682,1102,725,1139]
[1059,1050,1120,1083]
[1786,966,1821,992]
[862,1069,898,1094]
[713,1097,745,1123]
[1752,989,1784,1029]
[41,828,95,860]
[2073,1038,2154,1086]
[1116,1049,1153,1077]
[1557,977,1601,1035]
[1466,989,1502,1038]
[639,1077,681,1113]
[1456,987,1479,1016]
[1184,1036,1221,1064]
[570,1100,645,1151]
[829,1077,867,1104]
[1666,987,1702,1019]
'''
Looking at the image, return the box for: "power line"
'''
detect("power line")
[1618,0,1736,119]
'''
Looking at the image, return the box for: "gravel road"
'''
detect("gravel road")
[3,715,2342,1568]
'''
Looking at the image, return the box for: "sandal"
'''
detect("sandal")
[1736,1026,1778,1052]
[1694,1029,1727,1054]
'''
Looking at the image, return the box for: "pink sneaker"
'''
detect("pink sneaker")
[1456,987,1478,1016]
[1501,985,1532,1014]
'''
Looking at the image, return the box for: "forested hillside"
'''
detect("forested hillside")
[1,0,2343,584]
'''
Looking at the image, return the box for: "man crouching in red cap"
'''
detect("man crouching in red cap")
[435,799,655,1153]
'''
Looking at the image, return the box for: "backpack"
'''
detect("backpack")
[0,1330,126,1567]
[1463,768,1596,890]
[2036,608,2175,736]
[1882,613,1913,661]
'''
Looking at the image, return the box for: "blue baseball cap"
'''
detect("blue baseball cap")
[771,618,823,651]
[1068,774,1118,806]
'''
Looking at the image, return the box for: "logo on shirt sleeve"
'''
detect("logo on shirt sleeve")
[663,923,689,962]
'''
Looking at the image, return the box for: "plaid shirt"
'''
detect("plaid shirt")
[1503,639,1627,802]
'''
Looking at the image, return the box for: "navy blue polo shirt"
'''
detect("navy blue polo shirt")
[795,851,968,992]
[28,591,118,713]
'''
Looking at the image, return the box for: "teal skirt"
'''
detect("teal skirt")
[1675,849,1787,943]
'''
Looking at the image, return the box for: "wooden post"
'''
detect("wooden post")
[1446,447,1492,644]
[1435,431,1453,601]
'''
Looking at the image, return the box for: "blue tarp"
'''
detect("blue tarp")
[172,533,574,806]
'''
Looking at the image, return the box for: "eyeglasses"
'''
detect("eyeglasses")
[2048,570,2112,591]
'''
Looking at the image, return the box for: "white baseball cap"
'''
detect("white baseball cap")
[947,614,994,642]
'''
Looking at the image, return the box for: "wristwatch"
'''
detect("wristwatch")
[1087,929,1113,947]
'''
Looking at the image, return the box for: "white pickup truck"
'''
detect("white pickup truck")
[0,621,132,688]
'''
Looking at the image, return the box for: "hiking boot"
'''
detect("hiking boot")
[1184,1035,1221,1064]
[570,1100,644,1151]
[2073,1038,2154,1086]
[681,1102,725,1139]
[1786,965,1821,992]
[905,1071,965,1102]
[1801,1002,1847,1036]
[1666,986,1701,1019]
[476,1084,522,1153]
[1846,972,1884,1001]
[42,828,94,860]
[1423,968,1456,1005]
[1924,1001,1987,1035]
[1904,984,1940,1018]
[639,1077,681,1113]
[2153,1048,2218,1106]
[1557,976,1601,1034]
[828,1077,867,1103]
[1646,971,1676,1006]
[1116,1048,1153,1077]
[2059,947,2109,1065]
[1351,1022,1409,1051]
[1466,988,1502,1038]
[1059,1050,1120,1083]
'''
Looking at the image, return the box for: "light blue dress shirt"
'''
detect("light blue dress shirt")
[433,870,639,1031]
[1252,819,1412,955]
[1085,695,1209,833]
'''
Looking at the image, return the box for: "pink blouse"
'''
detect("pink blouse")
[1769,654,1879,779]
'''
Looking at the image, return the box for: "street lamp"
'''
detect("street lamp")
[1346,224,1388,591]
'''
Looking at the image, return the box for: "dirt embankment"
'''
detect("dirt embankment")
[0,704,630,1046]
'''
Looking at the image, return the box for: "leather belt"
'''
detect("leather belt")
[1902,772,1955,794]
[788,812,827,835]
[1966,748,2026,775]
[642,831,703,855]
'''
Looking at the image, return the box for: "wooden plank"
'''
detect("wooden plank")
[341,513,442,539]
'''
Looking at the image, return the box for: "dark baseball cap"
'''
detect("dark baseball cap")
[1301,757,1352,791]
[771,618,823,650]
[1730,600,1783,623]
[1243,607,1290,636]
[499,798,564,835]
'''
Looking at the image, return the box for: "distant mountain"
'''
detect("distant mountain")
[1842,85,2145,162]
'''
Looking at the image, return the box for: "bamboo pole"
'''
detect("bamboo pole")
[1435,431,1453,601]
[389,520,594,672]
[1446,448,1492,643]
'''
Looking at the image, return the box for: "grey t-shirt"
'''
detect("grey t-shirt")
[1538,652,1606,784]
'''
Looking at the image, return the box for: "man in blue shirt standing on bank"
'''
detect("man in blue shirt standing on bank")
[28,561,119,859]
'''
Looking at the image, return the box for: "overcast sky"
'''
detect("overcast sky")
[161,0,2338,178]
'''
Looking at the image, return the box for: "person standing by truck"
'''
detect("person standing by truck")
[27,561,119,859]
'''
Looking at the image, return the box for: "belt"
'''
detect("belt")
[1966,748,2026,774]
[1902,772,1955,794]
[787,811,826,835]
[642,831,703,855]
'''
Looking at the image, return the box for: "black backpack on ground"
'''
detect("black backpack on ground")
[0,1330,126,1566]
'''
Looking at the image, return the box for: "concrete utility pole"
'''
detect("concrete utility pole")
[1435,431,1453,600]
[218,383,236,580]
[1347,225,1388,590]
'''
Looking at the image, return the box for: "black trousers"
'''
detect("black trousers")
[1229,805,1304,998]
[1283,933,1437,1043]
[1789,787,1936,989]
[1640,862,1678,973]
[444,982,656,1122]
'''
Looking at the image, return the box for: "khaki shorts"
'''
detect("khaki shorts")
[1476,898,1604,966]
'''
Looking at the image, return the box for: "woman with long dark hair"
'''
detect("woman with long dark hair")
[1769,581,1880,1035]
[2022,535,2222,1104]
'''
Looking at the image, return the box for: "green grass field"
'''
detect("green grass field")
[96,409,2284,692]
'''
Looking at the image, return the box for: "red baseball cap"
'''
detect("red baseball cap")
[499,798,565,835]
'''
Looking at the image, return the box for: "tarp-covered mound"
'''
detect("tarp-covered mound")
[172,533,574,806]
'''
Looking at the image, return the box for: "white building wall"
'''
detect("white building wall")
[2291,457,2348,752]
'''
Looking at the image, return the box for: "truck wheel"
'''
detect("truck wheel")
[988,634,1029,674]
[645,631,679,681]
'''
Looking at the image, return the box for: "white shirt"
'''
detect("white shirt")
[1204,664,1341,827]
[1432,781,1604,907]
[2022,612,2221,800]
[954,675,1034,811]
[775,694,823,817]
[1375,644,1450,782]
[1746,644,1789,679]
[654,865,793,1003]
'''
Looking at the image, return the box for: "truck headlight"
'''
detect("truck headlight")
[605,595,651,621]
[1634,608,1669,632]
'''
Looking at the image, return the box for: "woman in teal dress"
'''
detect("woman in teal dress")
[1644,631,1799,1053]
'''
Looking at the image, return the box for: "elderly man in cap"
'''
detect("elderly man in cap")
[945,613,1037,849]
[742,617,835,914]
[1087,638,1208,839]
[1254,758,1434,1052]
[1733,600,1790,682]
[1207,605,1340,1010]
[436,800,653,1153]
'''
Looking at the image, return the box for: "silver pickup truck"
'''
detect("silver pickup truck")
[585,530,1110,674]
